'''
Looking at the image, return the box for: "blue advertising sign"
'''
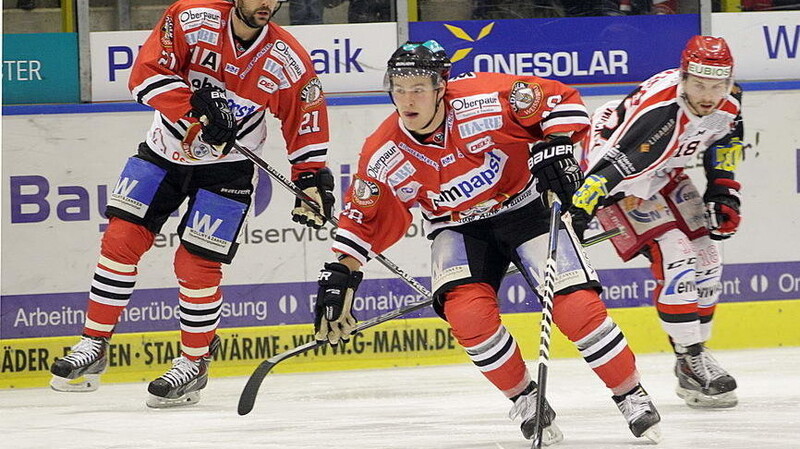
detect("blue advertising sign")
[2,33,80,105]
[3,261,798,339]
[410,15,698,85]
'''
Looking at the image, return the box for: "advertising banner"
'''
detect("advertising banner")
[2,33,80,105]
[410,15,698,84]
[712,11,800,81]
[89,23,396,101]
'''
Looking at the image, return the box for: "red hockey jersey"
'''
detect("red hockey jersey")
[332,72,590,264]
[129,0,328,178]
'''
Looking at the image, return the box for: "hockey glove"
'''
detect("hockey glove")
[529,136,584,208]
[314,262,363,345]
[569,174,610,242]
[704,178,741,240]
[189,86,237,153]
[292,168,335,229]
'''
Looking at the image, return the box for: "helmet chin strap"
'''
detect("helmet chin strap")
[419,88,445,131]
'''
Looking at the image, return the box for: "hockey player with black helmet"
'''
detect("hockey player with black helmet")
[570,35,743,409]
[311,40,661,445]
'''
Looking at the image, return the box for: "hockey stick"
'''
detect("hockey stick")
[236,214,616,416]
[237,294,433,415]
[504,226,621,277]
[232,142,432,300]
[530,191,561,449]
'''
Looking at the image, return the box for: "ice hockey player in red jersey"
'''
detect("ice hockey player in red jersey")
[569,35,743,409]
[50,0,334,408]
[311,40,661,444]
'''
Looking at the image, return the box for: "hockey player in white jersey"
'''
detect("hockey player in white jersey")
[569,35,743,408]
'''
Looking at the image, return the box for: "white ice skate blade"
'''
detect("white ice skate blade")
[50,374,101,392]
[542,422,565,446]
[146,391,201,409]
[641,423,662,444]
[676,386,738,408]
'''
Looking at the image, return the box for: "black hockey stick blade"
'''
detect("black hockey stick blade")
[237,297,434,415]
[238,339,322,415]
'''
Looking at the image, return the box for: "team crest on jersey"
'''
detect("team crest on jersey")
[161,16,174,49]
[300,77,324,110]
[509,81,543,118]
[352,177,381,207]
[257,75,278,93]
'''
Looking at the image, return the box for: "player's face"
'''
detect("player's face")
[682,74,732,116]
[236,0,279,27]
[390,76,444,133]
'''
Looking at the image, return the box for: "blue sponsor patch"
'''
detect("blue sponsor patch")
[108,157,167,218]
[183,189,247,255]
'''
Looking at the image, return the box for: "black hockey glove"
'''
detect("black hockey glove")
[190,86,237,153]
[292,168,335,229]
[529,136,584,208]
[314,262,363,345]
[704,178,741,241]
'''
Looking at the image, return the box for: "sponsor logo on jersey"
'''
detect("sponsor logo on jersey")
[388,161,416,187]
[431,150,507,209]
[366,142,403,182]
[300,77,324,110]
[225,63,240,75]
[352,177,380,207]
[672,184,700,204]
[466,136,494,154]
[191,48,220,72]
[646,118,676,146]
[457,115,503,139]
[602,146,637,176]
[510,81,543,118]
[450,92,501,120]
[226,97,258,120]
[239,43,273,79]
[440,154,456,167]
[257,75,278,94]
[185,28,219,46]
[179,8,222,31]
[398,142,440,170]
[664,269,696,295]
[262,58,290,89]
[271,40,306,83]
[396,181,422,202]
[161,16,174,49]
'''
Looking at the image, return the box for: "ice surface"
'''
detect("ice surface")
[2,347,798,449]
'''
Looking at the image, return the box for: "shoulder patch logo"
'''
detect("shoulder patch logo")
[352,178,381,207]
[300,77,324,110]
[510,81,543,118]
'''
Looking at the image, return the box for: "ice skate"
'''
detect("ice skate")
[613,384,662,443]
[50,335,109,392]
[509,382,564,446]
[675,343,738,408]
[146,335,220,408]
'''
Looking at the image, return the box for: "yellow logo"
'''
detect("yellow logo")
[443,22,495,63]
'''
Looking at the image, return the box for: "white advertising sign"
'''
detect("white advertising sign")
[712,11,800,81]
[89,23,396,101]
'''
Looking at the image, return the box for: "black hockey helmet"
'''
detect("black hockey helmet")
[384,40,452,91]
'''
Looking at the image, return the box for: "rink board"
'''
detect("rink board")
[2,299,798,389]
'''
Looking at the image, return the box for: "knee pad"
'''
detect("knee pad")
[174,244,222,289]
[100,217,155,265]
[552,289,607,342]
[443,283,500,347]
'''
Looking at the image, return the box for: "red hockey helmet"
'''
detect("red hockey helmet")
[681,35,734,79]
